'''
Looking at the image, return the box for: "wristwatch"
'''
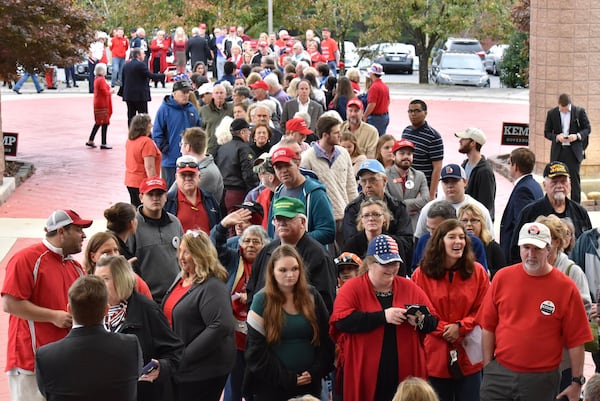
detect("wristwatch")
[572,376,586,385]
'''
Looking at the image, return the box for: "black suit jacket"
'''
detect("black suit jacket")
[121,58,164,102]
[544,104,591,162]
[36,325,142,401]
[499,174,543,258]
[281,98,324,132]
[186,35,211,66]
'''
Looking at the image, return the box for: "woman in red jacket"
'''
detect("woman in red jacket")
[412,219,489,401]
[86,63,113,149]
[149,30,169,88]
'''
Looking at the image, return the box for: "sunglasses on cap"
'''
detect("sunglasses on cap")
[177,161,199,169]
[334,255,360,266]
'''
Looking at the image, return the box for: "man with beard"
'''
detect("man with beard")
[456,127,496,219]
[301,115,358,250]
[340,98,379,158]
[385,139,429,232]
[508,161,592,264]
[478,222,591,401]
[2,210,92,401]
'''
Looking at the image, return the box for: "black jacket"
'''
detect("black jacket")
[186,34,211,66]
[36,326,142,401]
[544,104,591,163]
[343,192,414,271]
[247,234,337,314]
[244,286,334,399]
[162,274,236,382]
[462,156,496,219]
[118,291,184,401]
[121,58,164,102]
[214,135,259,191]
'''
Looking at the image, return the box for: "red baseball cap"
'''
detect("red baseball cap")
[259,40,268,47]
[45,209,93,232]
[392,139,415,153]
[250,40,258,48]
[271,147,300,164]
[347,98,363,110]
[199,23,207,29]
[139,176,167,194]
[250,80,269,90]
[285,117,312,135]
[229,26,236,32]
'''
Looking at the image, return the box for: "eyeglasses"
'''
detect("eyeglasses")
[460,218,481,224]
[362,213,383,219]
[407,109,423,113]
[359,177,382,185]
[242,238,262,245]
[177,161,198,169]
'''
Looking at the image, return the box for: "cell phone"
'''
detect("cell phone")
[141,360,158,375]
[404,304,430,316]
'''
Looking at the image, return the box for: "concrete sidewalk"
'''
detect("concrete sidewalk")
[0,82,597,399]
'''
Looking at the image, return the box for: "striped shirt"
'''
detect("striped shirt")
[402,122,444,185]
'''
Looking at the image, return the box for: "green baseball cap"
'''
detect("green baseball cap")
[272,196,305,218]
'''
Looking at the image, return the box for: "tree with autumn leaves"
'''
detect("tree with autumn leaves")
[0,0,100,182]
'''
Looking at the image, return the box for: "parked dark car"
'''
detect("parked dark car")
[75,58,113,81]
[436,37,485,60]
[429,52,490,87]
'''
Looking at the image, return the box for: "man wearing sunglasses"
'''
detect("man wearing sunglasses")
[165,155,221,234]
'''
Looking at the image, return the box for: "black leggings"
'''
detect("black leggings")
[88,124,108,145]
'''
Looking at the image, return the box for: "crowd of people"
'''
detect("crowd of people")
[2,21,600,401]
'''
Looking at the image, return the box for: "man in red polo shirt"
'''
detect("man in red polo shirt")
[165,155,221,234]
[362,63,390,136]
[2,209,92,401]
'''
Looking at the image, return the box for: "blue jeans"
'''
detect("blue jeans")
[64,66,77,86]
[327,60,338,76]
[367,113,389,136]
[429,372,481,401]
[111,57,126,86]
[14,72,43,92]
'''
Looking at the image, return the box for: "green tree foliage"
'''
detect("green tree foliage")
[0,0,100,183]
[0,0,100,74]
[364,0,480,83]
[500,0,529,88]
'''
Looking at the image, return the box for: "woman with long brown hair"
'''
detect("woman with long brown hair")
[412,219,489,401]
[375,134,395,169]
[245,244,334,400]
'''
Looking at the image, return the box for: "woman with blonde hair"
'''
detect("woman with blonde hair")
[161,230,235,401]
[245,245,334,400]
[375,134,395,168]
[343,199,393,259]
[392,377,440,401]
[458,203,505,278]
[172,27,188,74]
[95,255,183,401]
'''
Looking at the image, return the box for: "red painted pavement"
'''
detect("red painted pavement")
[3,91,592,399]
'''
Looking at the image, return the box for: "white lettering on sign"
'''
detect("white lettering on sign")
[503,126,529,136]
[4,136,16,146]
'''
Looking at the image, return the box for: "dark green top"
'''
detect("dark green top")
[251,290,316,372]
